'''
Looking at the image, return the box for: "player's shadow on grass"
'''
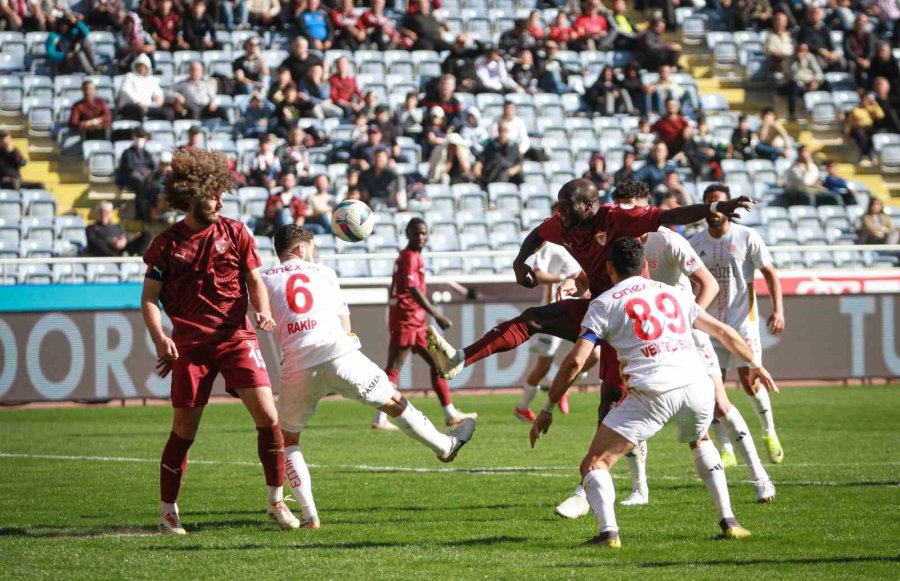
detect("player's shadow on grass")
[146,541,415,552]
[0,526,157,538]
[637,555,900,568]
[325,503,524,514]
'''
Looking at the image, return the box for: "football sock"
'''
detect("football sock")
[443,403,459,420]
[462,320,532,367]
[693,439,734,522]
[385,367,400,386]
[395,403,452,455]
[431,371,452,406]
[285,446,317,520]
[572,484,586,498]
[751,388,776,435]
[160,431,193,504]
[257,424,286,487]
[624,441,648,493]
[518,383,540,410]
[711,418,734,454]
[721,406,768,482]
[372,410,388,425]
[268,486,283,504]
[583,469,618,533]
[159,501,178,516]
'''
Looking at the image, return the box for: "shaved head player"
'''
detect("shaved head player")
[142,150,298,535]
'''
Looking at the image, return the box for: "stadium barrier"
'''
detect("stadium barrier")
[0,278,897,403]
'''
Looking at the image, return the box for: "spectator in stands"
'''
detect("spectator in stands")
[549,12,575,48]
[621,60,650,116]
[764,11,794,77]
[372,105,401,153]
[609,0,638,50]
[475,47,520,94]
[116,127,156,194]
[822,160,857,205]
[178,125,204,151]
[845,90,883,166]
[40,0,71,30]
[235,91,274,138]
[300,63,343,119]
[219,0,250,31]
[137,149,172,224]
[728,114,756,160]
[859,197,900,244]
[173,61,221,120]
[634,142,675,191]
[117,54,172,121]
[680,119,722,180]
[422,75,463,129]
[786,43,824,120]
[586,66,634,115]
[628,117,656,159]
[490,101,534,159]
[250,133,282,189]
[281,36,323,85]
[400,0,451,51]
[526,10,545,40]
[297,0,332,51]
[233,36,270,95]
[422,106,449,160]
[868,42,899,91]
[360,147,405,208]
[648,64,688,115]
[651,98,689,156]
[582,151,612,193]
[351,125,386,170]
[784,145,842,206]
[637,18,680,71]
[180,0,217,50]
[737,0,773,31]
[86,0,123,31]
[150,0,187,51]
[86,201,148,257]
[511,48,541,94]
[262,172,305,234]
[46,14,97,75]
[475,120,522,187]
[441,35,482,93]
[655,170,693,206]
[459,107,488,155]
[613,149,637,184]
[641,0,677,29]
[272,82,304,136]
[360,0,400,50]
[572,0,613,51]
[248,0,280,29]
[872,77,900,133]
[331,0,365,50]
[305,174,334,234]
[393,91,424,138]
[117,11,156,73]
[69,80,111,141]
[329,57,365,118]
[0,0,43,31]
[799,7,843,72]
[755,107,792,160]
[499,18,538,58]
[277,126,310,181]
[427,133,474,185]
[845,13,876,87]
[538,41,571,94]
[0,130,26,190]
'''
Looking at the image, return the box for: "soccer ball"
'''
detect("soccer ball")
[331,200,375,243]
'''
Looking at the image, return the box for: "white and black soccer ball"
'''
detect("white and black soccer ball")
[331,200,375,243]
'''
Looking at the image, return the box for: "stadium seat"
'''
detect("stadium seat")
[21,189,56,218]
[87,263,121,283]
[428,232,460,252]
[52,263,88,284]
[22,217,54,245]
[368,257,394,277]
[0,190,22,219]
[19,264,52,284]
[0,76,23,115]
[338,258,370,278]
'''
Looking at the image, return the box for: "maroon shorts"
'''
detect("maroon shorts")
[170,337,271,408]
[558,298,626,391]
[389,326,427,350]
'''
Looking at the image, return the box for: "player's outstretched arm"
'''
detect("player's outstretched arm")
[409,287,452,330]
[760,265,785,335]
[531,336,594,448]
[245,267,275,332]
[688,266,719,310]
[141,277,178,376]
[692,311,779,394]
[659,196,756,225]
[513,227,545,289]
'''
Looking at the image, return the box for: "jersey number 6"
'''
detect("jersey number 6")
[286,273,314,314]
[624,293,686,341]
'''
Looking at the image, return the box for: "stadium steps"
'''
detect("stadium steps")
[13,137,90,216]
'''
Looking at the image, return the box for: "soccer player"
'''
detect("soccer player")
[262,225,476,527]
[141,150,297,535]
[531,237,779,547]
[690,183,786,464]
[372,218,478,430]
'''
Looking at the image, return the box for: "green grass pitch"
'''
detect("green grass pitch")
[1,385,898,580]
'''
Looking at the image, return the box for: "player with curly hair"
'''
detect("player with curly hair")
[141,149,300,535]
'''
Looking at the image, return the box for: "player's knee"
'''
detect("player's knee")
[580,455,612,477]
[519,307,545,333]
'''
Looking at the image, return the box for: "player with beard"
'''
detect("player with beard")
[142,149,298,535]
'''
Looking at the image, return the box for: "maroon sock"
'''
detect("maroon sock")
[385,367,400,386]
[257,424,285,488]
[160,431,193,504]
[463,320,532,367]
[430,371,452,406]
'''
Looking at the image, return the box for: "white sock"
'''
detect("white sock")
[285,445,317,520]
[693,440,734,522]
[750,387,776,435]
[373,410,388,425]
[395,403,453,455]
[624,441,648,494]
[721,406,768,482]
[583,469,618,533]
[267,485,283,504]
[518,383,540,410]
[711,419,734,454]
[160,501,177,516]
[572,484,585,498]
[442,403,459,420]
[455,348,465,365]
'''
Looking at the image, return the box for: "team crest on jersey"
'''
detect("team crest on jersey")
[594,231,607,245]
[647,259,658,269]
[728,244,737,253]
[215,239,230,253]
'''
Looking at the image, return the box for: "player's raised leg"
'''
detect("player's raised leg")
[738,366,783,464]
[413,340,477,426]
[620,441,649,506]
[710,416,737,469]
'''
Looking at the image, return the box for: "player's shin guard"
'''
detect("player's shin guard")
[257,424,286,489]
[710,418,734,454]
[462,320,532,367]
[750,388,776,435]
[160,431,193,504]
[285,446,317,521]
[583,469,618,533]
[693,440,734,522]
[624,441,648,493]
[394,403,453,456]
[721,406,768,482]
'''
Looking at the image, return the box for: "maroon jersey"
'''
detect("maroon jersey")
[538,204,662,296]
[144,217,262,347]
[388,249,426,332]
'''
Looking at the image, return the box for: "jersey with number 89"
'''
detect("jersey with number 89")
[580,276,707,393]
[261,259,359,379]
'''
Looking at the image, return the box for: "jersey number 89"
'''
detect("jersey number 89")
[624,293,686,341]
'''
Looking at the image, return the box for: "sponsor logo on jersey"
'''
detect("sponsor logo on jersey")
[611,282,646,300]
[215,239,230,253]
[640,338,695,358]
[594,231,607,245]
[359,374,383,398]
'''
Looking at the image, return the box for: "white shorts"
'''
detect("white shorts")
[711,318,761,370]
[693,330,721,375]
[277,350,395,433]
[529,334,564,358]
[603,378,715,445]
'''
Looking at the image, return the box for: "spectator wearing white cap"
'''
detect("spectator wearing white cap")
[422,106,448,159]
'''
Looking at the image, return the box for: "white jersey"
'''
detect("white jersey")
[689,223,773,328]
[533,241,581,305]
[644,227,702,290]
[261,258,359,379]
[581,276,707,393]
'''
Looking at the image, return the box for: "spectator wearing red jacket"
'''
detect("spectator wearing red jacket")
[573,0,612,51]
[360,0,400,50]
[331,0,366,50]
[329,56,365,118]
[69,80,112,141]
[651,98,689,156]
